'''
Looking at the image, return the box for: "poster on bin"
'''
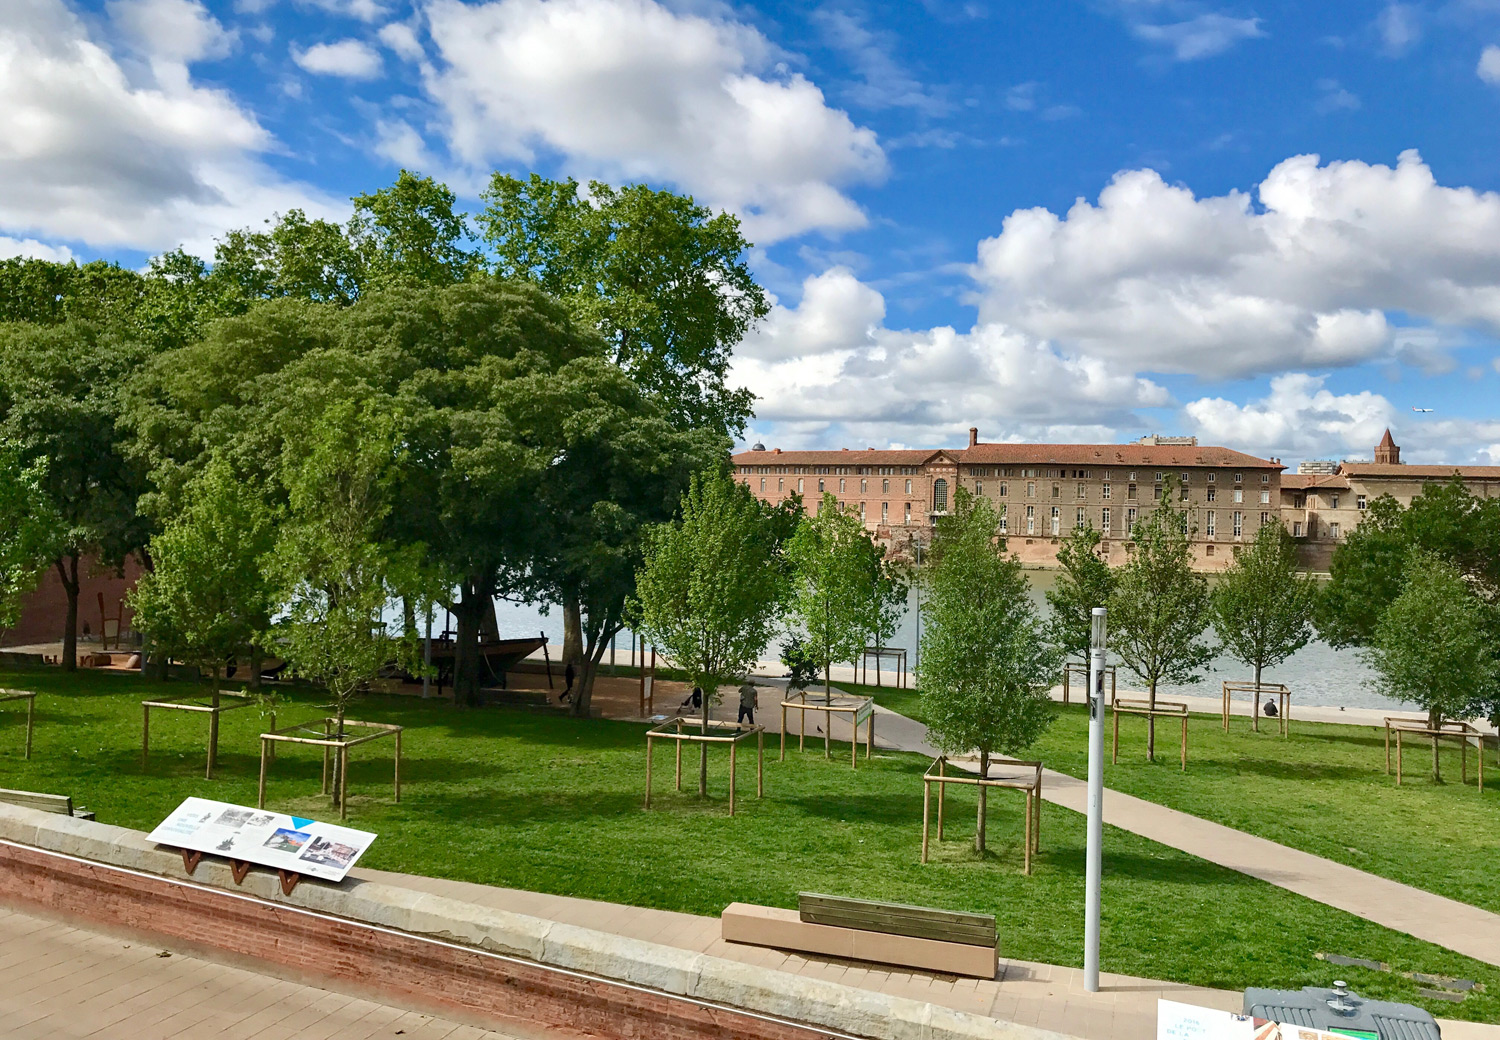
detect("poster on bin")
[1157,1000,1355,1040]
[147,797,376,883]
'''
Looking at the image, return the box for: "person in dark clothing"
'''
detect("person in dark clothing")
[736,680,758,726]
[559,661,576,703]
[680,686,703,712]
[1263,698,1278,718]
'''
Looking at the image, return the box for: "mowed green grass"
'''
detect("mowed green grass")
[0,665,1496,1023]
[848,679,1500,917]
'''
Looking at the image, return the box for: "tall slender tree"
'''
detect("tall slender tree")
[1211,520,1317,692]
[634,471,785,794]
[1109,476,1217,761]
[918,490,1056,853]
[1046,525,1115,662]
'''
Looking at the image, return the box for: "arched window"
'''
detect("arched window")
[932,478,948,512]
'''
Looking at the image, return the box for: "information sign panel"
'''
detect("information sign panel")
[854,700,874,727]
[147,797,376,882]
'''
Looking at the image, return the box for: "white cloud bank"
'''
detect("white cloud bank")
[292,38,383,78]
[0,0,341,253]
[972,151,1500,380]
[415,0,886,243]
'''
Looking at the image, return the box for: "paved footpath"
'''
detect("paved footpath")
[0,905,556,1040]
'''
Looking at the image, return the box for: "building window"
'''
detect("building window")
[1206,544,1215,557]
[1260,512,1270,526]
[778,478,784,492]
[759,478,765,492]
[998,504,1008,533]
[1233,489,1243,503]
[1076,507,1086,529]
[1154,486,1163,501]
[1293,521,1303,537]
[1234,472,1243,484]
[1050,506,1061,535]
[1026,505,1035,535]
[1181,472,1191,483]
[1331,494,1340,509]
[817,479,825,493]
[1076,483,1086,499]
[882,502,889,522]
[839,478,846,493]
[1126,507,1137,530]
[1206,487,1216,503]
[797,478,804,493]
[1155,472,1164,482]
[882,478,890,494]
[1027,481,1036,498]
[1127,483,1137,500]
[904,502,911,524]
[1330,522,1341,539]
[1102,482,1111,500]
[999,482,1008,497]
[1261,474,1270,484]
[933,478,948,511]
[1259,489,1269,505]
[1052,483,1061,498]
[1205,511,1216,536]
[1233,511,1244,538]
[975,480,984,496]
[1207,472,1216,483]
[1101,507,1111,532]
[859,501,866,519]
[1357,495,1367,510]
[1180,487,1189,501]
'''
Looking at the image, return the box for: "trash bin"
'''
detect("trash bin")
[1244,982,1441,1040]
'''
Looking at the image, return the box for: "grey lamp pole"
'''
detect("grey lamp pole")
[1084,606,1107,992]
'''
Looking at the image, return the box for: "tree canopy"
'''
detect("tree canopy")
[1046,524,1115,661]
[1211,520,1317,689]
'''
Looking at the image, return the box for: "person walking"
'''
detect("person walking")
[736,679,758,726]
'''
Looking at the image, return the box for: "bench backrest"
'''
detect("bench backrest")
[0,788,74,816]
[798,892,996,947]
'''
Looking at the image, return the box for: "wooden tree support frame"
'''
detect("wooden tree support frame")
[141,691,260,779]
[1384,718,1488,791]
[1221,681,1291,736]
[0,689,36,760]
[257,718,402,820]
[779,690,876,769]
[921,756,1043,875]
[1061,663,1114,707]
[1112,697,1190,771]
[644,717,764,815]
[859,646,908,689]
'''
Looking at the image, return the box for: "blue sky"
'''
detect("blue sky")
[5,0,1500,464]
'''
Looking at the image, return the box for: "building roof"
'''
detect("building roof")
[956,442,1282,469]
[1340,463,1500,480]
[1281,474,1351,490]
[730,448,950,466]
[1377,428,1397,450]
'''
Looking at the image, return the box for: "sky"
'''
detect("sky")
[5,0,1500,465]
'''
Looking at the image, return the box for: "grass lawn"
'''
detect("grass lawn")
[846,680,1500,919]
[1,664,1497,1024]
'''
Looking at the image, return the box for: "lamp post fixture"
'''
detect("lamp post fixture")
[1084,606,1107,992]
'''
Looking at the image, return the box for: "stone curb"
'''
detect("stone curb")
[0,802,1077,1040]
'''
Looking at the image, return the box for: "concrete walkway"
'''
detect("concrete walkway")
[0,905,553,1040]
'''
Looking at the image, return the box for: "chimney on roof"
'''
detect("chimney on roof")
[968,427,978,448]
[773,448,781,455]
[841,447,848,451]
[1374,428,1401,465]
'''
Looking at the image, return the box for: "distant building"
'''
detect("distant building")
[1282,429,1500,570]
[1297,460,1339,475]
[732,427,1283,570]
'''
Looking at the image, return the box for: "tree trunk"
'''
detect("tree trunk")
[208,680,221,777]
[700,681,711,796]
[1147,678,1157,762]
[976,750,990,853]
[563,594,584,674]
[248,646,262,691]
[453,581,486,707]
[57,554,80,672]
[1430,707,1442,783]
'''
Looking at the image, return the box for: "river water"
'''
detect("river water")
[486,571,1402,712]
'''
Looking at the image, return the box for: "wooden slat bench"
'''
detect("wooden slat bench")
[0,787,96,821]
[722,893,997,978]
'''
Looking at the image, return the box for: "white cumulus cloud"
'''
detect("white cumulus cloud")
[291,38,383,78]
[971,151,1500,379]
[0,0,343,253]
[733,268,1169,448]
[1478,44,1500,85]
[0,236,75,262]
[417,0,886,243]
[1131,13,1264,61]
[107,0,236,64]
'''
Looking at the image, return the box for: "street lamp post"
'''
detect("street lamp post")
[1084,606,1107,992]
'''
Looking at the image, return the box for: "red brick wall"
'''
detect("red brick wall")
[2,555,141,648]
[0,840,845,1040]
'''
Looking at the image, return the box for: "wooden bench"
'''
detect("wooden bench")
[722,893,997,978]
[0,787,95,821]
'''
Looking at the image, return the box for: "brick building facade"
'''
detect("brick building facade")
[733,430,1285,570]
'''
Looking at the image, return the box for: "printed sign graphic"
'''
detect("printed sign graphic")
[147,797,376,882]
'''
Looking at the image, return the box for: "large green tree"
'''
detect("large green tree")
[1046,524,1115,662]
[0,321,155,668]
[918,490,1057,853]
[634,470,785,793]
[784,494,904,699]
[1366,554,1500,782]
[1109,477,1217,761]
[1211,520,1317,690]
[0,442,62,637]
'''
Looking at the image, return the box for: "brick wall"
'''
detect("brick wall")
[0,840,843,1040]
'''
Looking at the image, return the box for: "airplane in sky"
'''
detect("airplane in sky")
[1412,407,1434,412]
